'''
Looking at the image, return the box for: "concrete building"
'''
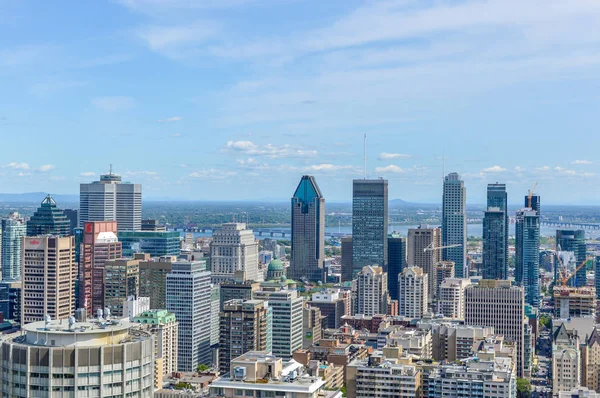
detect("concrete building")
[166,260,213,371]
[442,172,467,278]
[141,218,166,231]
[21,235,76,324]
[554,286,597,319]
[210,283,220,356]
[103,256,142,318]
[139,255,175,310]
[437,278,471,319]
[356,265,389,316]
[303,305,324,349]
[133,309,179,388]
[79,169,142,232]
[341,236,353,282]
[421,322,495,362]
[309,289,350,329]
[119,231,181,257]
[79,221,122,315]
[123,295,150,319]
[380,327,433,358]
[434,261,455,298]
[289,175,325,282]
[218,271,261,310]
[0,318,154,397]
[210,223,261,283]
[253,287,303,360]
[483,183,508,280]
[219,299,272,374]
[352,179,388,276]
[387,234,407,301]
[407,225,441,301]
[26,195,71,236]
[515,208,541,306]
[465,280,526,377]
[398,266,428,318]
[584,327,600,393]
[1,212,26,281]
[559,388,600,398]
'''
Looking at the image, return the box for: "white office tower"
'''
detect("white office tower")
[79,169,142,232]
[437,278,471,319]
[210,223,261,283]
[356,265,389,316]
[398,267,428,318]
[166,260,212,371]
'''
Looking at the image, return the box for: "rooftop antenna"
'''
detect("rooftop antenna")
[363,134,367,179]
[109,164,113,176]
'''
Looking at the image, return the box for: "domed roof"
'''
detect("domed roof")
[268,258,284,272]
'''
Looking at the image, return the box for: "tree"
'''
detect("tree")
[517,377,531,398]
[539,314,551,329]
[197,364,209,372]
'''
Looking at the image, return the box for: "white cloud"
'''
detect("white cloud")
[572,159,592,165]
[124,171,157,176]
[135,23,219,58]
[378,153,411,160]
[305,164,354,172]
[80,172,96,177]
[158,116,183,123]
[375,165,405,173]
[6,162,30,170]
[481,166,507,173]
[189,169,236,179]
[226,140,317,158]
[91,96,134,112]
[38,164,55,172]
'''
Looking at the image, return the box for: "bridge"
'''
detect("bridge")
[541,222,600,231]
[174,226,347,238]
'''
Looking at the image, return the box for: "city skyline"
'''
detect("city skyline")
[1,1,600,203]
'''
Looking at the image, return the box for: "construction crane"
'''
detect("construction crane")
[527,181,539,208]
[555,248,592,287]
[424,242,462,252]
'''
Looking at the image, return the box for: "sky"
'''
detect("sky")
[1,0,600,204]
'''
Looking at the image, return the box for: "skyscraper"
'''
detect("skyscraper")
[79,170,142,232]
[210,223,260,283]
[104,257,141,318]
[397,266,428,318]
[26,195,71,236]
[355,265,389,316]
[442,173,467,277]
[289,175,325,282]
[139,256,174,310]
[1,212,26,281]
[483,183,508,280]
[341,236,353,282]
[352,179,388,276]
[515,208,540,306]
[387,234,407,301]
[407,225,441,301]
[21,236,76,324]
[63,209,79,234]
[556,230,587,287]
[166,261,212,371]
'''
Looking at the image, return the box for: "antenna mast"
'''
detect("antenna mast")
[363,134,367,179]
[109,164,113,176]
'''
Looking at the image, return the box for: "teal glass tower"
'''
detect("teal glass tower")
[556,229,586,287]
[442,173,467,277]
[289,175,325,282]
[516,208,540,306]
[26,195,71,236]
[1,213,26,281]
[482,183,508,280]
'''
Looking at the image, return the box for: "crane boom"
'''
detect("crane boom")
[527,181,539,208]
[424,243,462,252]
[562,257,592,286]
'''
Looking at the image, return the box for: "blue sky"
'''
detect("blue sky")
[1,0,599,204]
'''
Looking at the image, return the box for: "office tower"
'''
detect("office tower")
[289,175,325,282]
[0,280,21,321]
[483,208,507,279]
[556,230,587,287]
[63,208,78,234]
[407,225,441,301]
[253,288,303,360]
[79,169,142,232]
[434,261,455,298]
[397,267,428,318]
[132,309,179,389]
[310,289,351,329]
[437,278,471,319]
[352,179,388,276]
[356,265,389,316]
[0,318,154,398]
[210,223,261,283]
[219,299,272,374]
[341,236,353,282]
[1,212,26,281]
[387,234,407,301]
[465,280,526,377]
[584,327,600,392]
[210,283,220,352]
[141,219,166,231]
[515,208,541,306]
[119,231,181,257]
[26,195,71,236]
[139,256,175,310]
[80,221,122,315]
[104,258,141,318]
[166,260,212,371]
[219,271,261,310]
[540,250,555,272]
[21,236,76,324]
[442,172,467,277]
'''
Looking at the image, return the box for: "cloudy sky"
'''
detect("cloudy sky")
[1,0,599,204]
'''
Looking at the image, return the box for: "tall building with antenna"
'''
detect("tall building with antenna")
[79,166,142,232]
[482,183,508,280]
[442,173,467,278]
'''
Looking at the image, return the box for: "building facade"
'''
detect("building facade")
[398,267,428,318]
[139,256,175,310]
[26,195,71,236]
[356,265,389,316]
[442,172,467,278]
[556,229,587,287]
[341,236,353,282]
[407,225,441,301]
[387,234,407,301]
[104,257,141,318]
[119,231,181,258]
[515,208,540,306]
[1,212,26,281]
[210,223,261,283]
[437,278,471,319]
[483,183,508,280]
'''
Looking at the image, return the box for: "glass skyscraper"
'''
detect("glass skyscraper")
[26,195,71,236]
[1,213,26,281]
[289,175,325,282]
[442,173,467,277]
[482,183,508,280]
[352,179,388,277]
[387,234,407,301]
[556,229,586,287]
[515,208,540,306]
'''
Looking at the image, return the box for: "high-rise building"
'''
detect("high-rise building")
[352,179,388,276]
[63,208,79,234]
[387,234,407,301]
[166,260,212,371]
[219,271,261,310]
[584,327,600,393]
[253,288,303,360]
[465,280,526,377]
[289,175,325,282]
[442,172,467,277]
[397,267,428,318]
[1,212,26,281]
[119,231,181,257]
[104,257,141,318]
[139,256,175,310]
[434,261,455,298]
[437,278,471,319]
[26,195,71,236]
[341,236,353,282]
[483,207,507,280]
[356,265,389,316]
[141,219,166,231]
[219,299,272,374]
[21,235,76,324]
[0,280,21,321]
[309,289,351,329]
[552,322,582,396]
[210,283,220,358]
[79,170,142,232]
[553,286,596,319]
[303,305,324,348]
[515,208,540,306]
[210,223,260,283]
[407,225,441,302]
[556,230,587,287]
[80,221,122,315]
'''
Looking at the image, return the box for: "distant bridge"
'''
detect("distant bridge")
[175,226,347,238]
[541,222,600,231]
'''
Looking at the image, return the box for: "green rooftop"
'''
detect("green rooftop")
[132,309,177,325]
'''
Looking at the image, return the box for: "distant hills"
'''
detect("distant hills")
[0,192,79,204]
